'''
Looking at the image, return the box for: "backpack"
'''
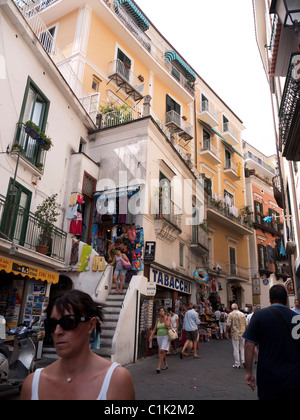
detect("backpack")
[220,312,225,323]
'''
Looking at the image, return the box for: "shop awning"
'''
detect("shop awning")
[198,119,244,159]
[95,185,141,200]
[0,256,59,284]
[114,0,150,32]
[164,51,196,82]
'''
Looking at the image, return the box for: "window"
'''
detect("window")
[224,190,234,207]
[229,247,236,275]
[14,78,50,167]
[223,115,229,132]
[225,149,231,169]
[201,94,209,112]
[92,79,99,92]
[254,200,263,223]
[258,244,268,270]
[179,243,184,267]
[117,49,131,81]
[203,129,211,150]
[166,95,181,116]
[159,171,171,217]
[1,180,32,246]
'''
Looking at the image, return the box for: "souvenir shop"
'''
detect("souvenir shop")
[67,189,145,275]
[194,268,222,341]
[138,265,192,358]
[0,256,58,355]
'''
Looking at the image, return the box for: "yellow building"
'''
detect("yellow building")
[20,0,253,309]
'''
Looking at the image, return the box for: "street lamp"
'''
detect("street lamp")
[271,0,300,33]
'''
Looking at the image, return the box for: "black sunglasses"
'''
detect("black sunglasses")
[45,315,91,334]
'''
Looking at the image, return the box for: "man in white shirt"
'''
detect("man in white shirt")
[180,304,201,359]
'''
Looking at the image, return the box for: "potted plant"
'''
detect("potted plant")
[35,194,60,255]
[25,121,40,140]
[38,132,53,151]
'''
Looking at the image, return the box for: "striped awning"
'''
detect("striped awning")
[95,185,141,200]
[165,51,196,82]
[198,119,244,159]
[114,0,150,32]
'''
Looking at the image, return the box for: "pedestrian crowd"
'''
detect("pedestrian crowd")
[148,285,300,401]
[18,285,300,401]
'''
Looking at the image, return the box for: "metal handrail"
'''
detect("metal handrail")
[0,196,67,261]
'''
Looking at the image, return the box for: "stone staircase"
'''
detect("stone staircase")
[96,283,128,359]
[41,283,128,361]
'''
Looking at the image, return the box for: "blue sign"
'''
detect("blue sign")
[151,269,191,295]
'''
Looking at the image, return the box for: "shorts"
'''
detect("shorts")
[157,335,170,351]
[219,322,227,334]
[186,330,198,341]
[114,268,126,277]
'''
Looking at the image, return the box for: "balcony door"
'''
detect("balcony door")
[229,246,237,276]
[117,49,131,81]
[1,180,32,246]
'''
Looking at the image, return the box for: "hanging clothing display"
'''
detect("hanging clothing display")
[78,245,93,272]
[69,239,80,266]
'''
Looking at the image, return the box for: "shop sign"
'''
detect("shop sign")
[151,268,191,295]
[0,257,59,284]
[144,242,156,263]
[146,282,157,296]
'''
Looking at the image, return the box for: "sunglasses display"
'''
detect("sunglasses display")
[45,315,91,334]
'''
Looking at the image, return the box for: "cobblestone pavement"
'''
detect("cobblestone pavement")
[126,339,257,401]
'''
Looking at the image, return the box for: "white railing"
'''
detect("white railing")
[223,122,239,141]
[201,100,219,121]
[14,1,98,123]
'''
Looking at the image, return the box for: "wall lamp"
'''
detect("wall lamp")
[270,0,300,34]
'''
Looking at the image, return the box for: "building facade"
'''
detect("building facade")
[0,0,254,364]
[253,0,300,300]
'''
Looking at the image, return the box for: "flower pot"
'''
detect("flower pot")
[36,244,49,255]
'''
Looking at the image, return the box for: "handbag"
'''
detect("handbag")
[168,328,178,341]
[121,258,132,270]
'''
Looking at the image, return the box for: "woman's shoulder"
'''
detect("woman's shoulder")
[107,364,135,400]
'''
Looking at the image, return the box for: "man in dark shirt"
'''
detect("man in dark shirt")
[243,285,300,400]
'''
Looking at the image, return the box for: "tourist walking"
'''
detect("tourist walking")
[219,309,228,340]
[180,304,201,359]
[21,290,135,400]
[149,307,170,373]
[109,248,130,294]
[168,307,179,354]
[244,285,300,400]
[226,303,247,369]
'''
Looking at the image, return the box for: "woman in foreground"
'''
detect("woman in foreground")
[21,290,135,400]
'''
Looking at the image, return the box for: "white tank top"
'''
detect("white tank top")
[31,362,120,400]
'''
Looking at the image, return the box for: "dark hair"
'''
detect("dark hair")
[46,290,104,334]
[269,285,288,305]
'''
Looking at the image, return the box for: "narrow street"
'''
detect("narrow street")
[126,339,256,401]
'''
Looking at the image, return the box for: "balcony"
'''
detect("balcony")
[224,160,241,181]
[199,140,221,166]
[155,200,182,244]
[222,122,239,146]
[253,213,283,236]
[226,264,250,282]
[108,59,144,102]
[165,111,193,141]
[0,196,67,262]
[207,196,253,236]
[190,226,209,256]
[279,53,300,161]
[272,175,285,209]
[199,100,219,127]
[12,123,47,173]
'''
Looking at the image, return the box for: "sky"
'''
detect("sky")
[135,0,277,156]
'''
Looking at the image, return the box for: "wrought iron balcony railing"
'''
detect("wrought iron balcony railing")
[279,53,300,154]
[0,196,67,261]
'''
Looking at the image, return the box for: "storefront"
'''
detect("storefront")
[137,264,193,359]
[0,255,59,354]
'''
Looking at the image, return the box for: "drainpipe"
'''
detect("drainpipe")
[194,96,198,170]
